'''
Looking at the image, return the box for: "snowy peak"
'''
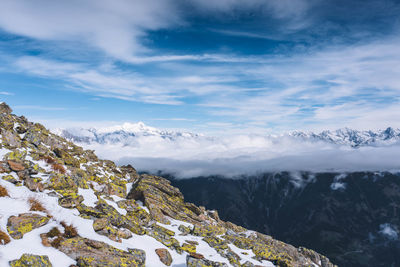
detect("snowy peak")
[56,122,201,145]
[291,127,400,147]
[97,122,158,134]
[58,122,400,148]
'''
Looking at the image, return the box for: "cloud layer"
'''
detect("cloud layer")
[59,124,400,177]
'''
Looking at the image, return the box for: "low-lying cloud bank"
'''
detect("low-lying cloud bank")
[113,146,400,178]
[59,125,400,178]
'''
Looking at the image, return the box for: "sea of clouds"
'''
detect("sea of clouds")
[59,126,400,178]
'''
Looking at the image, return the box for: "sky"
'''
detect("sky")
[0,0,400,135]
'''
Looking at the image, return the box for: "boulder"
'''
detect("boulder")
[186,255,228,267]
[182,242,197,254]
[7,213,50,239]
[127,174,203,225]
[7,160,25,171]
[56,236,145,266]
[2,130,21,148]
[155,248,173,266]
[146,224,181,253]
[9,254,52,267]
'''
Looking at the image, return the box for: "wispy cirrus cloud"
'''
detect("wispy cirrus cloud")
[1,0,400,134]
[11,33,400,132]
[0,0,181,60]
[13,105,68,111]
[0,91,13,95]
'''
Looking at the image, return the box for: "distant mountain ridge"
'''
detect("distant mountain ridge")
[56,122,400,148]
[55,122,202,145]
[290,127,400,147]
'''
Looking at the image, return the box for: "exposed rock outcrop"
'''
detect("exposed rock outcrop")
[7,213,49,239]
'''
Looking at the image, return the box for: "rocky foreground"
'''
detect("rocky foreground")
[0,102,336,267]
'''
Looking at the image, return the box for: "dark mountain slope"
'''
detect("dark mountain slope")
[169,172,400,267]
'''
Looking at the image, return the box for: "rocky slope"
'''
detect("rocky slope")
[0,102,336,267]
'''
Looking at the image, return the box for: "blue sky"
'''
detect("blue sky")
[0,0,400,134]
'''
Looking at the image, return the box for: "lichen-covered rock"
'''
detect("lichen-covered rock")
[92,217,130,242]
[70,169,89,189]
[120,164,140,182]
[127,174,205,225]
[117,228,132,239]
[76,204,102,218]
[241,261,256,267]
[155,248,173,266]
[192,224,226,237]
[186,255,228,267]
[95,201,145,235]
[9,253,52,267]
[2,130,21,148]
[146,224,182,253]
[127,248,146,265]
[0,102,12,114]
[53,148,80,167]
[106,182,126,198]
[2,174,21,185]
[182,242,197,254]
[7,213,50,239]
[56,236,145,267]
[24,177,44,192]
[48,173,78,191]
[178,224,191,236]
[58,193,84,209]
[5,150,27,162]
[119,200,151,227]
[93,218,109,231]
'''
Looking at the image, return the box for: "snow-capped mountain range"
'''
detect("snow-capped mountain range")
[56,122,400,148]
[290,127,400,147]
[54,122,202,146]
[54,123,400,177]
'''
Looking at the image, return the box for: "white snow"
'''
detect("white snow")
[78,188,98,207]
[0,148,11,159]
[101,197,127,216]
[0,172,273,267]
[126,182,133,194]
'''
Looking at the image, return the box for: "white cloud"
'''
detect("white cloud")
[13,105,68,111]
[56,123,400,177]
[0,0,180,60]
[11,34,400,130]
[118,143,400,177]
[0,0,320,62]
[330,174,347,191]
[0,91,13,95]
[379,223,398,240]
[14,56,185,105]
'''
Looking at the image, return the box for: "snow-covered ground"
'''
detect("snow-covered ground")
[0,174,273,267]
